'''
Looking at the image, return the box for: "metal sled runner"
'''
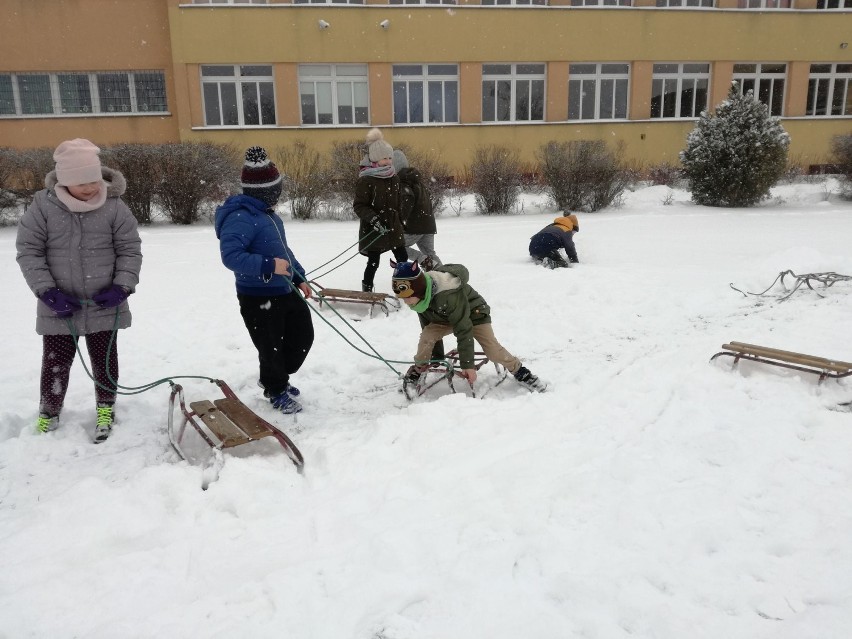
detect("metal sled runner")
[711,341,852,383]
[312,282,401,318]
[168,380,304,472]
[403,350,508,400]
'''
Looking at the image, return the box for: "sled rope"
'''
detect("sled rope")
[730,270,852,301]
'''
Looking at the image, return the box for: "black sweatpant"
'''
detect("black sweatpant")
[40,331,119,416]
[363,246,409,290]
[238,291,314,398]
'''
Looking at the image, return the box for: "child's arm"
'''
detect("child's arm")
[111,202,142,291]
[15,199,55,296]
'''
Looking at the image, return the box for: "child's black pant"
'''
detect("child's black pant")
[40,331,118,416]
[363,247,409,289]
[238,291,314,398]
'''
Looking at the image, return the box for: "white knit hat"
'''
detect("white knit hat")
[366,128,393,162]
[53,138,103,186]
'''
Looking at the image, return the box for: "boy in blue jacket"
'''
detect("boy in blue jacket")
[214,147,314,414]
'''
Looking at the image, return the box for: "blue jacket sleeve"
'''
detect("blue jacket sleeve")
[218,213,269,276]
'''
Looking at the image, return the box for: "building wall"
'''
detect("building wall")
[0,0,179,149]
[1,0,850,173]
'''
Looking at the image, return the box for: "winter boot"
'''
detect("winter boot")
[260,380,300,398]
[419,256,435,272]
[513,366,548,393]
[403,365,423,385]
[268,389,303,414]
[93,403,115,444]
[362,281,374,293]
[36,413,60,434]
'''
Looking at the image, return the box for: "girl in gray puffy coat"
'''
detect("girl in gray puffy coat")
[16,139,142,443]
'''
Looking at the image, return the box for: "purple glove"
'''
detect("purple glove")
[39,288,82,318]
[92,285,130,309]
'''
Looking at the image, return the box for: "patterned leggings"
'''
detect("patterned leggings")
[40,331,119,416]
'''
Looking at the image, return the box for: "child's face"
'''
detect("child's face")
[376,157,393,167]
[401,296,420,306]
[66,181,101,201]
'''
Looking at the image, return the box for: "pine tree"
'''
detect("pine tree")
[680,84,789,207]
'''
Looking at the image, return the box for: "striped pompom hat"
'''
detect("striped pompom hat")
[240,146,282,189]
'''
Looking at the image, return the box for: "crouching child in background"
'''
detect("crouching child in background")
[529,212,580,268]
[391,261,547,393]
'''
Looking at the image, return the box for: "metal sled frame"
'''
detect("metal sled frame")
[168,379,304,472]
[403,350,508,400]
[312,281,401,318]
[711,341,852,384]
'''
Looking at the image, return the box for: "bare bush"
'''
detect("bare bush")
[468,144,523,215]
[5,147,55,208]
[831,133,852,199]
[328,139,364,205]
[537,140,629,212]
[647,161,682,187]
[273,141,331,221]
[102,143,163,224]
[156,142,240,225]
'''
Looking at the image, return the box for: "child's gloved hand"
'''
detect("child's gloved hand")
[39,288,82,318]
[92,284,130,309]
[366,215,388,235]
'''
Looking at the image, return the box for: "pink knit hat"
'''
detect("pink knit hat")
[53,138,103,186]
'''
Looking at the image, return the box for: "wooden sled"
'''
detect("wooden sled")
[312,281,401,317]
[711,341,852,383]
[403,350,508,400]
[168,380,304,479]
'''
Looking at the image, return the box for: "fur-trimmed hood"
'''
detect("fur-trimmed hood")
[44,165,127,198]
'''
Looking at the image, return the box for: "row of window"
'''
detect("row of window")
[0,71,167,116]
[201,62,852,126]
[191,0,850,6]
[2,64,850,123]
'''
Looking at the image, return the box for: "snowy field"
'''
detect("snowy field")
[1,182,852,639]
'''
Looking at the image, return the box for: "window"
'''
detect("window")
[482,0,547,5]
[191,1,268,4]
[571,0,631,5]
[568,63,629,120]
[482,63,545,122]
[201,65,275,127]
[655,0,713,6]
[738,0,789,7]
[390,0,455,4]
[650,63,709,118]
[816,0,851,7]
[299,64,369,125]
[807,63,852,116]
[0,71,167,118]
[294,0,364,4]
[732,63,786,115]
[393,64,458,124]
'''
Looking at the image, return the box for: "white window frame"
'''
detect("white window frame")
[807,63,852,116]
[293,0,364,4]
[732,63,786,116]
[389,0,456,4]
[299,64,369,126]
[816,0,852,8]
[191,1,268,4]
[570,0,632,6]
[654,0,713,6]
[481,0,547,6]
[650,63,710,119]
[393,64,459,125]
[738,0,790,8]
[481,63,546,123]
[200,64,276,127]
[0,70,168,118]
[568,63,630,120]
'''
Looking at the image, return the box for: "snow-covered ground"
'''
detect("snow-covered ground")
[1,182,851,639]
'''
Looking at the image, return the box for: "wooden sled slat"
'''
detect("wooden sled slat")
[711,341,852,383]
[189,400,251,448]
[312,281,401,317]
[213,397,273,441]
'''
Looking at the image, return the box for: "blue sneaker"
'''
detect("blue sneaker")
[269,390,302,414]
[259,380,300,397]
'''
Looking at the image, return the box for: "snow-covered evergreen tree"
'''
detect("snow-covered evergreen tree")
[680,85,789,207]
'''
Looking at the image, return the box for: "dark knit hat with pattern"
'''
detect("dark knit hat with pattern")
[241,146,283,206]
[392,261,428,299]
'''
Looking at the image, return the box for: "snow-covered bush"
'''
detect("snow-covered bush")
[680,85,789,207]
[537,140,628,212]
[831,133,852,199]
[273,140,331,221]
[102,143,164,225]
[647,161,683,187]
[469,144,522,215]
[157,142,239,225]
[327,139,363,208]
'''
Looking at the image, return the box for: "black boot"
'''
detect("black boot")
[362,281,374,293]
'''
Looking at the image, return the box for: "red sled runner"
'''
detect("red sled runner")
[403,350,508,400]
